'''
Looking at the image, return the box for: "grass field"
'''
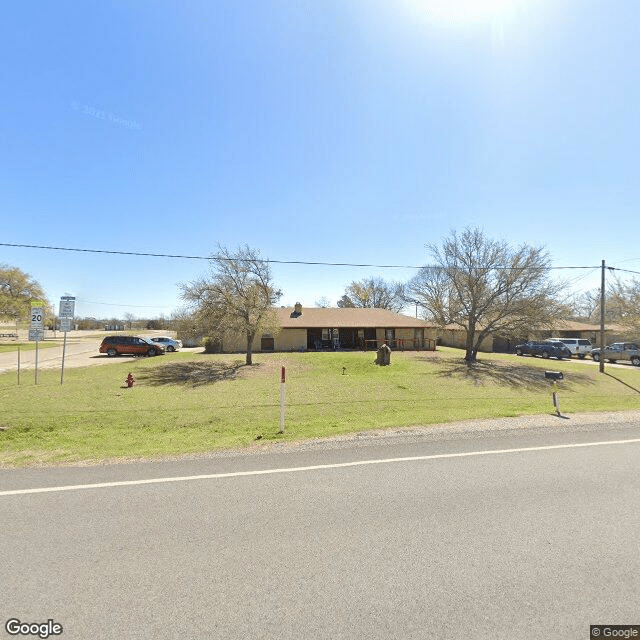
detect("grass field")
[1,347,639,467]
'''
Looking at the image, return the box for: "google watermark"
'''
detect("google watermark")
[70,101,141,131]
[591,626,640,638]
[5,619,63,638]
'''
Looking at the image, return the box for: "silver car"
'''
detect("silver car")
[591,342,640,365]
[149,336,182,352]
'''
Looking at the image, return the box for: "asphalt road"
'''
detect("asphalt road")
[1,418,639,640]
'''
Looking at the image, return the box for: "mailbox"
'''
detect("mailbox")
[544,371,564,381]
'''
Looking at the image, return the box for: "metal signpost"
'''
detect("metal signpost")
[29,301,45,384]
[59,296,75,385]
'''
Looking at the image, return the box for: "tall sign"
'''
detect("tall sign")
[28,301,45,342]
[29,300,45,385]
[59,296,76,332]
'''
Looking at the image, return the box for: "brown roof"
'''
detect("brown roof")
[276,307,433,329]
[440,319,627,333]
[554,319,627,332]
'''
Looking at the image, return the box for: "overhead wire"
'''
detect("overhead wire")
[0,242,603,271]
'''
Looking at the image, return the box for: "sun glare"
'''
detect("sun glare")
[415,0,512,20]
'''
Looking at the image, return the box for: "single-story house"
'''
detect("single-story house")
[213,304,437,353]
[535,319,630,346]
[438,319,632,353]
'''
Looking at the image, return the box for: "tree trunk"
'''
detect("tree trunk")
[245,331,254,365]
[464,325,477,363]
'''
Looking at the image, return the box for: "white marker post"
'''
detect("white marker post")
[279,366,286,433]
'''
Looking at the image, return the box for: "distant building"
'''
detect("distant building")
[438,319,631,353]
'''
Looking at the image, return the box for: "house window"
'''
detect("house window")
[322,328,330,341]
[385,328,395,342]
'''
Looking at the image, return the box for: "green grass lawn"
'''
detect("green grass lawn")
[1,347,639,467]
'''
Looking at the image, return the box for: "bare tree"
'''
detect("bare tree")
[568,288,601,321]
[409,227,564,363]
[315,296,332,308]
[337,294,355,308]
[180,245,282,365]
[568,278,640,333]
[338,277,406,312]
[171,308,202,346]
[605,277,640,332]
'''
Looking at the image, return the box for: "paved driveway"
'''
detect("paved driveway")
[0,332,198,374]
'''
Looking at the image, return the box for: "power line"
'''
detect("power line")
[0,242,603,271]
[609,267,640,277]
[75,298,174,309]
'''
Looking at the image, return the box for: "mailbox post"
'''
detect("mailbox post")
[545,371,564,417]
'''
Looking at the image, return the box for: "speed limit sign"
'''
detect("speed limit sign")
[29,301,44,341]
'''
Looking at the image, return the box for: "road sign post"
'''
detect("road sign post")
[61,331,68,385]
[59,296,75,385]
[29,301,44,384]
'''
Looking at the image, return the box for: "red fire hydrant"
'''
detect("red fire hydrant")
[125,373,135,388]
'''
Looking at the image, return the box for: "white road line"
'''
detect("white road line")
[2,438,640,497]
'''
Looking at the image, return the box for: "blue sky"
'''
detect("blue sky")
[2,0,639,319]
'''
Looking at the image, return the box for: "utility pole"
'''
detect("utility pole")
[599,259,605,374]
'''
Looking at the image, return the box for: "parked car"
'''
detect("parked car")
[99,335,166,357]
[544,339,571,351]
[514,341,571,359]
[591,342,640,365]
[148,336,182,352]
[551,338,593,358]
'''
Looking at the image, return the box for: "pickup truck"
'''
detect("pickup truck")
[590,342,640,366]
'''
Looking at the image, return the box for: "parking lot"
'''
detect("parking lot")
[0,331,198,374]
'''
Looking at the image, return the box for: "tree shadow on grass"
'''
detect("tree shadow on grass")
[140,360,254,387]
[604,373,640,395]
[435,358,596,391]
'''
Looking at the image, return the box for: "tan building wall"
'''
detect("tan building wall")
[218,327,435,353]
[438,328,493,352]
[275,328,306,352]
[219,331,246,353]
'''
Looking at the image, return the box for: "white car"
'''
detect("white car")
[149,336,182,352]
[553,338,592,358]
